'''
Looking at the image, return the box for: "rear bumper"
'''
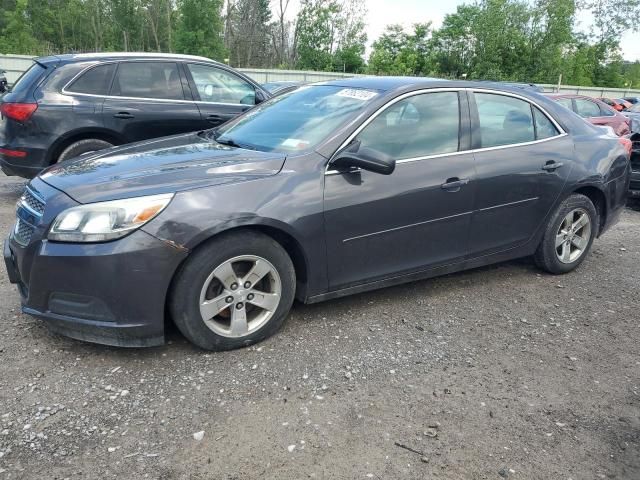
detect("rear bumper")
[4,230,188,348]
[1,147,49,178]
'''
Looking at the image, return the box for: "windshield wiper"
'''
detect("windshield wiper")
[216,136,243,148]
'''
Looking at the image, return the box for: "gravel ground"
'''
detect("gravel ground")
[0,174,639,480]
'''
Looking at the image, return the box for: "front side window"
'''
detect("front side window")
[476,93,535,147]
[111,62,184,100]
[574,98,601,118]
[187,64,255,105]
[356,92,460,159]
[67,63,116,95]
[599,103,615,117]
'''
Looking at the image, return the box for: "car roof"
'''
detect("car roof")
[35,52,222,65]
[316,76,544,96]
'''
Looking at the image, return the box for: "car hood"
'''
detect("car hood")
[39,133,286,204]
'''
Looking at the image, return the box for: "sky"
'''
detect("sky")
[285,0,640,62]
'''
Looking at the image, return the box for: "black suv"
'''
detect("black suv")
[0,53,270,178]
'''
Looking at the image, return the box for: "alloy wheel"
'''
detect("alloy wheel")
[199,255,282,338]
[555,208,592,264]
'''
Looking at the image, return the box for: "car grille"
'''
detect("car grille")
[13,219,35,246]
[20,187,45,215]
[13,186,45,247]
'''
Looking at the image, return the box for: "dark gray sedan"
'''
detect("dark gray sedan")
[3,77,631,351]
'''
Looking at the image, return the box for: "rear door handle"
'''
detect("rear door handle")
[441,177,469,192]
[542,161,564,171]
[113,112,134,119]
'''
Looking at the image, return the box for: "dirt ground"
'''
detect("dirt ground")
[0,174,638,480]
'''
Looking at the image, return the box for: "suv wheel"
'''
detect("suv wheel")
[170,231,296,351]
[57,139,113,163]
[534,193,598,274]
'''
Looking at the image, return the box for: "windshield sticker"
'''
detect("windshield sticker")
[281,138,310,150]
[335,88,379,101]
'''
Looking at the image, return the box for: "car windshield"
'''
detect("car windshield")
[215,85,381,153]
[630,103,640,113]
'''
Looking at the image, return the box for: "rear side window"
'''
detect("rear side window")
[67,63,116,95]
[574,99,601,118]
[356,92,460,159]
[10,62,45,94]
[475,93,534,147]
[111,62,184,100]
[556,97,573,111]
[533,108,559,139]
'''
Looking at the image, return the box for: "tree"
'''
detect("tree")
[174,0,225,60]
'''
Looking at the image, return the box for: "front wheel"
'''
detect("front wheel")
[169,231,296,351]
[534,194,598,274]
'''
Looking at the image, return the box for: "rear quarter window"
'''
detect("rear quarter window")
[66,63,116,95]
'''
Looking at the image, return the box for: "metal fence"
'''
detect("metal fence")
[1,54,638,98]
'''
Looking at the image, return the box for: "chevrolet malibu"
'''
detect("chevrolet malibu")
[3,78,632,351]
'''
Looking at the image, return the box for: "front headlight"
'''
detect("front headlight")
[48,193,174,243]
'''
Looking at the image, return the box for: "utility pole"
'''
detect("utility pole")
[556,73,562,93]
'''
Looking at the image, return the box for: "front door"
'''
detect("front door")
[324,90,477,290]
[468,91,573,256]
[103,61,202,143]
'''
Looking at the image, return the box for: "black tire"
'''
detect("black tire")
[57,139,113,163]
[169,230,296,351]
[534,193,598,274]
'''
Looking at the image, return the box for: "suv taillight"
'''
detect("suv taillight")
[0,102,38,122]
[619,137,632,156]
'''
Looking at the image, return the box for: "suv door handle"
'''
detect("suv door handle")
[113,112,134,119]
[441,177,469,192]
[206,114,224,124]
[542,161,564,171]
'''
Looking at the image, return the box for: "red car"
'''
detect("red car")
[599,97,631,112]
[546,94,631,136]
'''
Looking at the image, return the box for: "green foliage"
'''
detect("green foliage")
[174,0,225,60]
[368,0,640,88]
[0,0,637,88]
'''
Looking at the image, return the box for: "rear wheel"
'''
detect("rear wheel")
[170,231,296,351]
[534,194,598,274]
[57,138,113,163]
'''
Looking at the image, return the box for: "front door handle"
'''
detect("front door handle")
[441,177,469,192]
[206,114,225,124]
[542,161,564,171]
[113,112,134,119]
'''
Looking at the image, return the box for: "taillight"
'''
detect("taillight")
[0,102,38,122]
[619,137,632,156]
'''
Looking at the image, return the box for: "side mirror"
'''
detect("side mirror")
[255,89,267,104]
[332,144,396,175]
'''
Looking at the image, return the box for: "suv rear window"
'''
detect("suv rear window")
[67,63,116,95]
[111,62,184,100]
[10,62,45,94]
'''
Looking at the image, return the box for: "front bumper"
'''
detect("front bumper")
[4,229,188,348]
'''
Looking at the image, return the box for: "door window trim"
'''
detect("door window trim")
[326,87,567,176]
[62,60,248,107]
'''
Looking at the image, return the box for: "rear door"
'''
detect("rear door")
[102,61,202,142]
[468,91,573,256]
[183,63,256,128]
